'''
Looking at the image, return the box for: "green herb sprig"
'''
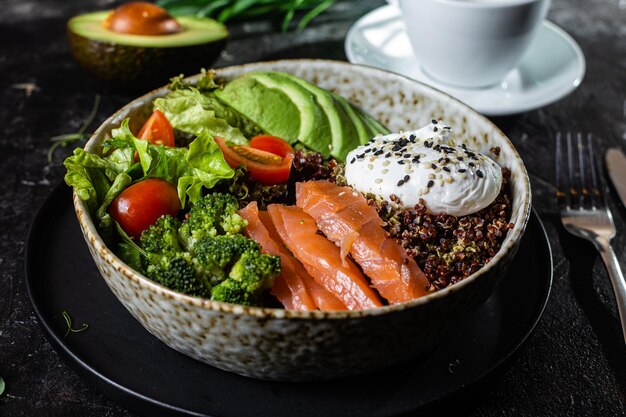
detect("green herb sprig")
[156,0,336,32]
[48,95,101,163]
[61,310,89,338]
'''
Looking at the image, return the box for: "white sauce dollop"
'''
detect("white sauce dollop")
[344,121,503,216]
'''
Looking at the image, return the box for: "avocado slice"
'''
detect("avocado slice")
[332,94,375,145]
[351,105,390,136]
[249,72,333,157]
[269,72,362,160]
[67,11,228,87]
[214,74,302,144]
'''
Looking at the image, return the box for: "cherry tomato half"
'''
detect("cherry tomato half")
[109,178,181,239]
[249,135,295,158]
[138,109,175,147]
[215,136,295,185]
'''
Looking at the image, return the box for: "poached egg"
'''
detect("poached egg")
[344,121,503,217]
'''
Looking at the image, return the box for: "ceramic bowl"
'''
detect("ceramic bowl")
[73,59,532,381]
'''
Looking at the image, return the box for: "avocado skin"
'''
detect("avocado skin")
[67,29,227,89]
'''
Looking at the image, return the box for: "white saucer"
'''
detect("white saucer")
[345,5,586,116]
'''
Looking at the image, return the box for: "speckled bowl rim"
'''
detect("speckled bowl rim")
[73,59,532,320]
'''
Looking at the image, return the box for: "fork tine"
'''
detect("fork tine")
[577,133,591,208]
[586,133,607,209]
[555,132,569,209]
[566,132,580,209]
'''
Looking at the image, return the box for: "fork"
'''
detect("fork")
[556,132,626,343]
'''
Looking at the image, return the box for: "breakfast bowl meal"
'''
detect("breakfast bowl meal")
[66,59,531,381]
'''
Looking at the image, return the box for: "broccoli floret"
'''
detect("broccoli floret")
[139,215,183,254]
[146,252,211,298]
[211,251,281,306]
[193,234,261,286]
[179,193,248,250]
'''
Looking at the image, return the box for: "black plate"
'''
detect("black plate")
[26,184,552,417]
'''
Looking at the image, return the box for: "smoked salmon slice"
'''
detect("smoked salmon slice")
[296,180,431,304]
[239,202,346,311]
[267,204,383,310]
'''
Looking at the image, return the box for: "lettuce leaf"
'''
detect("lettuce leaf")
[133,131,234,207]
[64,114,235,241]
[64,143,134,213]
[64,144,135,241]
[152,87,259,144]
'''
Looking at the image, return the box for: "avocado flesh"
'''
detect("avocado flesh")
[67,11,228,87]
[332,94,374,145]
[249,73,333,157]
[214,74,302,144]
[269,72,361,160]
[68,12,228,47]
[353,106,390,136]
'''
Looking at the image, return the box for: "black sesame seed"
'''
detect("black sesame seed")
[469,162,475,167]
[443,167,450,172]
[385,152,391,158]
[438,157,443,163]
[427,180,434,188]
[404,154,411,158]
[374,150,384,155]
[398,160,405,165]
[431,163,437,169]
[364,148,371,153]
[458,168,467,173]
[432,119,438,124]
[433,127,438,132]
[425,141,432,148]
[476,170,484,178]
[409,134,416,140]
[404,175,410,181]
[350,157,355,164]
[397,179,405,186]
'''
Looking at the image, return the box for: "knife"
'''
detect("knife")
[606,147,626,208]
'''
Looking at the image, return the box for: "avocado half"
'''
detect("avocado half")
[67,11,228,87]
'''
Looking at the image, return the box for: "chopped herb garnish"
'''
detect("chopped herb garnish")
[48,95,101,163]
[61,310,89,338]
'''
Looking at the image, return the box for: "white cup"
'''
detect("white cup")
[392,0,551,88]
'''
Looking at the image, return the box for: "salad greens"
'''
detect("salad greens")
[153,87,258,145]
[65,118,235,241]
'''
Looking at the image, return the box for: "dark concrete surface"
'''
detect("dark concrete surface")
[1,0,625,415]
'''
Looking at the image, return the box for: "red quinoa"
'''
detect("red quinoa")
[367,168,513,290]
